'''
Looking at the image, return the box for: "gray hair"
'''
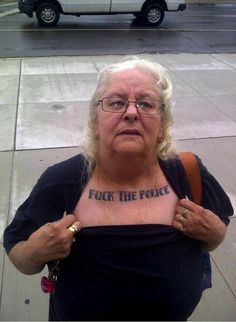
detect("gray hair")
[82,57,176,175]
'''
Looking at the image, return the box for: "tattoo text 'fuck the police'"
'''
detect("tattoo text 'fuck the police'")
[88,185,170,202]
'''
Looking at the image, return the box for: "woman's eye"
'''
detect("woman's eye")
[139,101,153,109]
[110,100,125,108]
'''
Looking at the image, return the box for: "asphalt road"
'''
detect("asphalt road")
[0,3,235,57]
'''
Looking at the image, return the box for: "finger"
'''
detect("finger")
[45,211,72,226]
[63,210,67,217]
[174,213,187,230]
[66,220,82,243]
[178,198,204,214]
[179,198,203,211]
[178,198,194,209]
[176,205,190,218]
[56,214,77,228]
[175,213,186,224]
[173,218,186,232]
[72,220,81,230]
[67,221,81,235]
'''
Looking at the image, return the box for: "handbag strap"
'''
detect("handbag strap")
[178,152,202,205]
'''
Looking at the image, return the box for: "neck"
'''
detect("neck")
[95,153,159,187]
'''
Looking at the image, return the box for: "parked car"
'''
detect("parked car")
[18,0,186,27]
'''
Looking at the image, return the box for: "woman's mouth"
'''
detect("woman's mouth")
[118,129,141,136]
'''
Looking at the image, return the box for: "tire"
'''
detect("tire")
[133,13,141,19]
[141,4,164,26]
[36,2,60,26]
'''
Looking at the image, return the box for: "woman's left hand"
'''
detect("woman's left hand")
[173,198,227,251]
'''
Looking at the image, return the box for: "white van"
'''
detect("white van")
[18,0,186,27]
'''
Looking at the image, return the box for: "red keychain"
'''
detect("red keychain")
[41,260,60,293]
[41,275,55,293]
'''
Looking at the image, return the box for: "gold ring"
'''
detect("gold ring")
[182,208,189,217]
[179,215,185,223]
[67,224,79,236]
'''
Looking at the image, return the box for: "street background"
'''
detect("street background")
[0,0,236,57]
[0,0,236,321]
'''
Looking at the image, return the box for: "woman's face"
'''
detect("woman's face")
[94,68,163,160]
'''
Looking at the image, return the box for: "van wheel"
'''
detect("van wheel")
[36,2,60,26]
[133,13,141,19]
[142,4,164,26]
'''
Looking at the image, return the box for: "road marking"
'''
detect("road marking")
[0,8,18,18]
[187,14,236,17]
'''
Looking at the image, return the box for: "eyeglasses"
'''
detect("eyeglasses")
[98,97,163,115]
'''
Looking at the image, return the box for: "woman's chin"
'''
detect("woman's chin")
[113,142,145,156]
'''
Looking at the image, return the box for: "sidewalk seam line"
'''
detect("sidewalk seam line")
[0,59,23,310]
[0,245,6,311]
[13,58,22,151]
[211,256,236,298]
[176,135,236,142]
[0,151,15,312]
[211,53,236,69]
[205,96,236,125]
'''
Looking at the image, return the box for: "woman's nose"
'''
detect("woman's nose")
[123,101,139,121]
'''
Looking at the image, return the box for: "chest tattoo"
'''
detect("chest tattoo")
[88,185,170,202]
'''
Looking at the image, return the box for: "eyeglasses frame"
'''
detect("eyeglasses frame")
[98,97,164,115]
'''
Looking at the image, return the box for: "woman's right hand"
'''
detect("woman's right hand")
[9,214,81,275]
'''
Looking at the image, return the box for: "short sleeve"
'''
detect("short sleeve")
[3,154,87,255]
[197,156,234,225]
[3,171,66,254]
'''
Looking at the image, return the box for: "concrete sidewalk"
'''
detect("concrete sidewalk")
[0,53,236,320]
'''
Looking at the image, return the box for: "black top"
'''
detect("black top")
[3,154,233,321]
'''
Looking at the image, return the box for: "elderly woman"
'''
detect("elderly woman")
[4,58,233,321]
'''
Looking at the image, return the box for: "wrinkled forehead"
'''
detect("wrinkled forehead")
[109,67,155,83]
[103,68,160,97]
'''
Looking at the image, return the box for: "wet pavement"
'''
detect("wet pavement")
[0,1,18,18]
